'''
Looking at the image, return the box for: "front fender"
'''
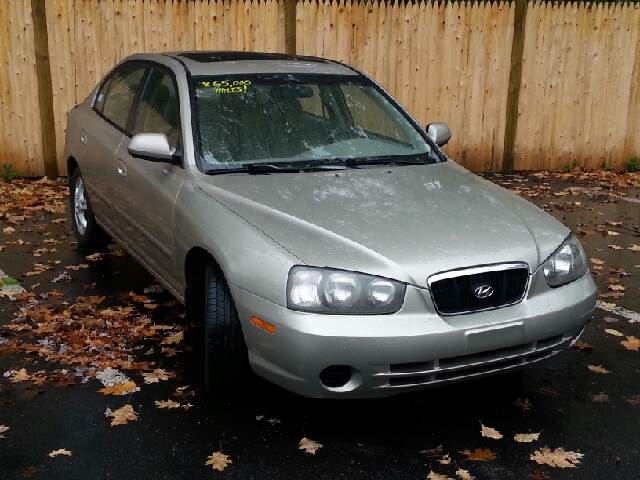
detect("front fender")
[173,175,301,307]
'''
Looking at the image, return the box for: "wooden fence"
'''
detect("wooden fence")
[0,0,639,176]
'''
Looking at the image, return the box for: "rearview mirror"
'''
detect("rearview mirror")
[426,122,452,147]
[128,133,179,163]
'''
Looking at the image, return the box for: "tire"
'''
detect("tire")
[204,263,249,388]
[69,168,106,248]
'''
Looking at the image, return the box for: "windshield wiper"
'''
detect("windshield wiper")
[205,163,347,175]
[337,156,430,168]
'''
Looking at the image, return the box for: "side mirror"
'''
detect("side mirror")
[426,122,452,147]
[128,133,179,163]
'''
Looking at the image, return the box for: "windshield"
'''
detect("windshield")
[192,74,439,170]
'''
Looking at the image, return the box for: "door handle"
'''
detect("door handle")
[117,165,127,177]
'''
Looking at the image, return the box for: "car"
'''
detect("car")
[64,51,597,398]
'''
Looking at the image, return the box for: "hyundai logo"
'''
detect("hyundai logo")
[473,284,494,299]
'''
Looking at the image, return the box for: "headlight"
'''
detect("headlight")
[542,234,588,287]
[287,266,406,314]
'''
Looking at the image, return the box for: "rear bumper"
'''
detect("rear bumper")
[231,272,597,398]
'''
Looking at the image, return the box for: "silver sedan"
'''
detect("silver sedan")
[64,51,597,398]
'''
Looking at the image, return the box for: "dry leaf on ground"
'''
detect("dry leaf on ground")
[142,369,172,384]
[48,449,72,458]
[0,425,9,438]
[573,340,592,351]
[105,405,138,426]
[155,399,181,409]
[9,368,31,383]
[98,381,139,396]
[298,437,323,455]
[460,448,496,461]
[480,422,503,440]
[629,244,640,252]
[205,451,232,471]
[605,328,624,337]
[626,395,640,406]
[513,397,532,411]
[530,447,583,468]
[514,432,541,443]
[162,331,183,345]
[427,471,453,480]
[588,364,610,374]
[592,392,609,403]
[621,336,640,351]
[456,469,475,480]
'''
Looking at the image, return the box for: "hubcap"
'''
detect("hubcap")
[74,177,88,235]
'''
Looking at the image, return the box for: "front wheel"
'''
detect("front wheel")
[69,168,106,248]
[204,263,249,388]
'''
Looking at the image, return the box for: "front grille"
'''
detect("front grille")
[384,334,568,388]
[429,265,529,315]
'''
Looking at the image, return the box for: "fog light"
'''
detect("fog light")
[319,365,352,388]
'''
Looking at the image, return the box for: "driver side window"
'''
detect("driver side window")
[133,67,181,149]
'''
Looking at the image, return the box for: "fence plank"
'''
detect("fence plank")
[2,0,640,174]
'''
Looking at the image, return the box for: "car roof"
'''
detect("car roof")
[155,51,360,77]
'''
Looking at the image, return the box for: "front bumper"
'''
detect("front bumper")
[231,271,597,398]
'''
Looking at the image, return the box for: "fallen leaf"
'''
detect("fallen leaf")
[427,472,453,480]
[592,392,609,403]
[142,369,172,384]
[573,340,592,351]
[0,425,9,438]
[514,432,541,443]
[2,226,15,235]
[606,230,621,236]
[480,422,503,440]
[590,258,606,265]
[605,328,624,337]
[530,447,583,468]
[455,469,475,480]
[129,292,151,303]
[85,253,104,261]
[621,336,640,351]
[629,244,640,252]
[9,368,31,383]
[513,397,532,411]
[608,245,623,250]
[438,453,451,465]
[460,448,496,461]
[626,395,640,406]
[205,451,232,472]
[48,449,72,458]
[155,399,181,409]
[298,437,323,455]
[105,404,138,426]
[162,331,183,345]
[588,364,610,374]
[98,381,139,396]
[608,284,625,292]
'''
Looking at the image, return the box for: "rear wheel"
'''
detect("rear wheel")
[69,168,106,248]
[204,263,249,388]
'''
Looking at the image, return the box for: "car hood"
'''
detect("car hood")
[196,162,569,287]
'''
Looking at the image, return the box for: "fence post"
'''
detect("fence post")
[30,0,58,178]
[502,0,528,173]
[284,0,297,54]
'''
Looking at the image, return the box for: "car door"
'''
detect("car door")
[112,65,186,286]
[82,62,148,227]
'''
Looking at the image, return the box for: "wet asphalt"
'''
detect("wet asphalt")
[1,173,640,480]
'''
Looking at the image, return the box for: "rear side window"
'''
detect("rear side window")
[95,63,147,131]
[132,68,181,149]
